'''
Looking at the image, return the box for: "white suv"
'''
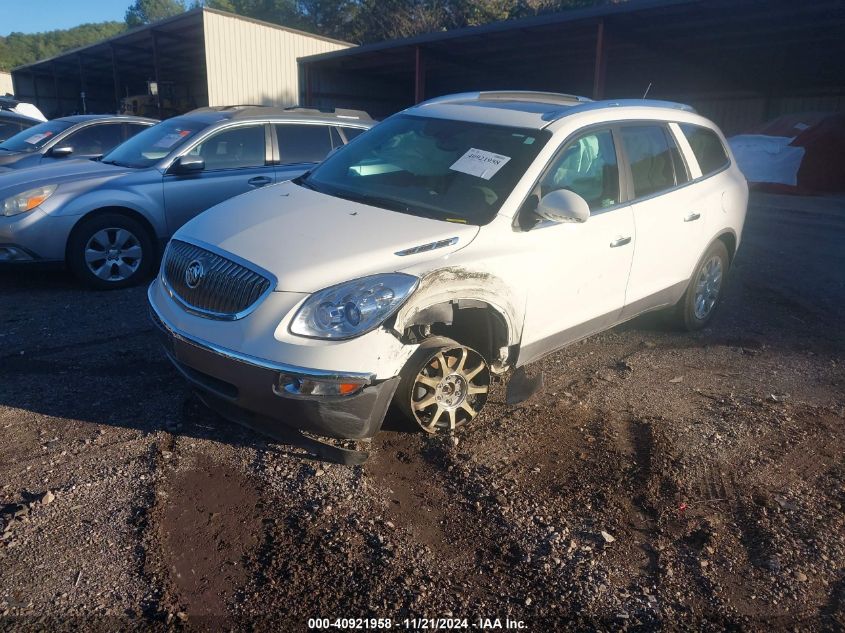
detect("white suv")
[148,91,748,449]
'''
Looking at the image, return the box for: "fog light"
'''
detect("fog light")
[0,246,34,262]
[275,373,365,398]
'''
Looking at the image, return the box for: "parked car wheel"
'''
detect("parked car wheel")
[67,213,155,290]
[397,336,491,434]
[674,240,730,331]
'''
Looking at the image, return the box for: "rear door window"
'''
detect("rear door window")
[680,123,730,175]
[275,124,333,164]
[620,125,682,198]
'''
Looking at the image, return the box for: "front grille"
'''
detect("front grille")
[163,240,272,319]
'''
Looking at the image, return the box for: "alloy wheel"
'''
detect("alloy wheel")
[409,346,490,433]
[693,255,723,320]
[84,227,144,282]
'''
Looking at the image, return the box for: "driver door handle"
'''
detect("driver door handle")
[610,236,632,248]
[684,212,701,222]
[248,176,273,187]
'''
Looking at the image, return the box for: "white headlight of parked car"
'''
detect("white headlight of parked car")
[2,184,57,216]
[290,273,419,339]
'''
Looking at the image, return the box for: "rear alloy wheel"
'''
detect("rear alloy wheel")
[68,213,154,290]
[397,337,491,433]
[674,240,729,330]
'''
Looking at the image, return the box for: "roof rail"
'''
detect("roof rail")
[185,104,373,120]
[544,98,697,124]
[478,91,592,104]
[417,91,592,108]
[283,105,372,120]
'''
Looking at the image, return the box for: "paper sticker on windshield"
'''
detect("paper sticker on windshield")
[449,148,511,180]
[153,131,190,149]
[24,132,52,145]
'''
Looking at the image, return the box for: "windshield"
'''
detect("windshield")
[302,114,551,225]
[101,118,207,168]
[0,120,74,152]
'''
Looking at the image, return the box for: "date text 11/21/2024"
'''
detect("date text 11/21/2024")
[307,617,528,630]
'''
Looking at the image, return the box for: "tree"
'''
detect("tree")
[0,22,126,72]
[125,0,187,27]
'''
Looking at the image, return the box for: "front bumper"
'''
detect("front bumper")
[149,290,399,440]
[0,209,76,263]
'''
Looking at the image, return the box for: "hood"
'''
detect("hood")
[175,180,480,293]
[0,159,134,198]
[0,148,32,166]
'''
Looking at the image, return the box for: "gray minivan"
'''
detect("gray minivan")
[0,105,373,288]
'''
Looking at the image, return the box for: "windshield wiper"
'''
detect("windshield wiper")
[331,189,413,214]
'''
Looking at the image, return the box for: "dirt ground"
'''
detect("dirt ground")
[1,192,843,631]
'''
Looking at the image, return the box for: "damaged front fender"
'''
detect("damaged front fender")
[391,266,523,348]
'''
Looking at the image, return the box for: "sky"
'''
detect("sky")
[0,0,130,36]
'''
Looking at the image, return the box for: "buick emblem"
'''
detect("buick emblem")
[184,259,204,289]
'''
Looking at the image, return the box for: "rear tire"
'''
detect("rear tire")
[396,336,491,434]
[67,213,155,290]
[673,240,729,331]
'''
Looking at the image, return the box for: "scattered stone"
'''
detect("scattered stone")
[669,376,684,383]
[176,611,188,621]
[601,531,615,543]
[794,571,808,582]
[774,495,798,511]
[41,490,55,505]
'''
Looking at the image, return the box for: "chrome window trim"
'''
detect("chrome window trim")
[149,283,375,385]
[43,119,148,152]
[512,118,734,232]
[160,236,278,321]
[161,118,372,172]
[599,120,733,207]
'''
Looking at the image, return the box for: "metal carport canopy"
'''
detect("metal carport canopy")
[297,0,845,120]
[12,10,207,117]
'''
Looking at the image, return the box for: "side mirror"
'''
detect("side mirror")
[169,155,205,174]
[536,189,590,224]
[49,146,74,158]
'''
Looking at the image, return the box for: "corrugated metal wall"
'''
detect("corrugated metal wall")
[0,72,13,96]
[203,12,348,107]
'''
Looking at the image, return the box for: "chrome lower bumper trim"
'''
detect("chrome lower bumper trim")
[148,282,376,385]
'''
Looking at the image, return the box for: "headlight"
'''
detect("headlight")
[2,184,57,217]
[290,273,418,339]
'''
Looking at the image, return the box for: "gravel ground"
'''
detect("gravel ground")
[0,192,843,631]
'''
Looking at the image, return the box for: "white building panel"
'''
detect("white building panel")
[0,71,13,96]
[203,10,349,108]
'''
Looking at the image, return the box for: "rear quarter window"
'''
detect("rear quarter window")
[680,123,730,176]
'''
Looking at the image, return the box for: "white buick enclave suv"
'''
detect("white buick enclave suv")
[148,91,748,455]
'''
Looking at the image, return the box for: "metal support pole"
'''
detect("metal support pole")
[52,64,60,116]
[151,30,162,118]
[414,46,426,103]
[305,64,313,106]
[78,54,87,114]
[31,72,40,110]
[110,44,121,113]
[592,19,607,101]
